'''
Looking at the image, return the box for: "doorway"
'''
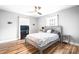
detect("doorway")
[18,16,30,39]
[20,25,29,39]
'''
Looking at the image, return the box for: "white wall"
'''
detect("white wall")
[0,10,38,43]
[0,10,18,43]
[37,17,46,31]
[19,17,30,25]
[58,6,79,44]
[38,6,79,45]
[29,17,38,33]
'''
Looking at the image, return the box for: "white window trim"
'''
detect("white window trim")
[46,14,59,26]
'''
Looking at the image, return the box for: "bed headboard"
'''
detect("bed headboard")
[45,26,62,33]
[45,26,63,40]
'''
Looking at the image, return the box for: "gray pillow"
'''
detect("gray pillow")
[51,29,61,38]
[51,29,55,33]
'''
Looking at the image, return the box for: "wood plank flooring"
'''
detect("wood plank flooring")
[0,40,79,54]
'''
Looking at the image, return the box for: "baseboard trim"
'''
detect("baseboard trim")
[0,39,18,43]
[64,41,79,46]
[69,42,79,46]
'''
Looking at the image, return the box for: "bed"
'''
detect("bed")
[25,26,63,53]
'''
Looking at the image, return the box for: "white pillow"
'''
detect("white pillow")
[47,30,51,33]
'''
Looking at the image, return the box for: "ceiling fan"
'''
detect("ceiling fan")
[28,6,42,15]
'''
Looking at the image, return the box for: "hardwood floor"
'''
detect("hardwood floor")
[44,42,79,54]
[0,40,79,54]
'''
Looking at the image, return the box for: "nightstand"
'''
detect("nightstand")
[63,35,71,44]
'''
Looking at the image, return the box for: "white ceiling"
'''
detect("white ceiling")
[0,1,74,17]
[0,0,77,17]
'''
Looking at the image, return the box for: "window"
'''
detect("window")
[46,15,59,26]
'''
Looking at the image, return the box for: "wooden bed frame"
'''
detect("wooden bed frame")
[25,26,63,54]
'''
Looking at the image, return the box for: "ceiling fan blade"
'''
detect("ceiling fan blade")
[26,6,42,15]
[37,12,42,15]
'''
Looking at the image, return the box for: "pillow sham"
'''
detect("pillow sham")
[46,30,51,33]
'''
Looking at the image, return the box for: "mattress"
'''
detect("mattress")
[26,32,59,47]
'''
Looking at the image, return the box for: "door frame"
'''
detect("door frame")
[17,16,30,40]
